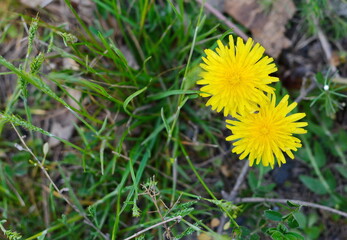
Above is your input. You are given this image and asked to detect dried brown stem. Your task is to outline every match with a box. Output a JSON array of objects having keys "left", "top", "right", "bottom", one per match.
[
  {"left": 295, "top": 77, "right": 316, "bottom": 103},
  {"left": 195, "top": 0, "right": 249, "bottom": 40},
  {"left": 123, "top": 216, "right": 182, "bottom": 240},
  {"left": 317, "top": 27, "right": 336, "bottom": 72},
  {"left": 235, "top": 197, "right": 347, "bottom": 218},
  {"left": 218, "top": 160, "right": 249, "bottom": 233}
]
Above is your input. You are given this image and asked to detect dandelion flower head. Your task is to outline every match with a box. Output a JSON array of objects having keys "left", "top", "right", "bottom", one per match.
[
  {"left": 197, "top": 36, "right": 279, "bottom": 116},
  {"left": 226, "top": 94, "right": 308, "bottom": 168}
]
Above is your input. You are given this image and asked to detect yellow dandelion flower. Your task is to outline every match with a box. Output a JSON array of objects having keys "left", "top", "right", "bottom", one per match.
[
  {"left": 197, "top": 36, "right": 279, "bottom": 116},
  {"left": 226, "top": 94, "right": 308, "bottom": 168}
]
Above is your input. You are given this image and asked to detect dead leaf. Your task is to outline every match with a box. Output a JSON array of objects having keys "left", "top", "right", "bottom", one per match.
[
  {"left": 197, "top": 233, "right": 213, "bottom": 240},
  {"left": 207, "top": 0, "right": 225, "bottom": 11},
  {"left": 220, "top": 164, "right": 232, "bottom": 178},
  {"left": 70, "top": 0, "right": 95, "bottom": 25},
  {"left": 210, "top": 218, "right": 220, "bottom": 228},
  {"left": 48, "top": 111, "right": 76, "bottom": 147},
  {"left": 48, "top": 88, "right": 81, "bottom": 147},
  {"left": 225, "top": 0, "right": 296, "bottom": 57},
  {"left": 119, "top": 45, "right": 139, "bottom": 70},
  {"left": 63, "top": 58, "right": 80, "bottom": 71},
  {"left": 223, "top": 221, "right": 231, "bottom": 230},
  {"left": 20, "top": 0, "right": 53, "bottom": 8}
]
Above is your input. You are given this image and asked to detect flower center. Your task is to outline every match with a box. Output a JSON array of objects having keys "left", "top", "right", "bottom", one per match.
[
  {"left": 226, "top": 72, "right": 243, "bottom": 86},
  {"left": 257, "top": 121, "right": 273, "bottom": 137},
  {"left": 259, "top": 127, "right": 270, "bottom": 136}
]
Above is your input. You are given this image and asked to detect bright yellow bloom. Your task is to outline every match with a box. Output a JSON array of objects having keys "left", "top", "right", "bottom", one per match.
[
  {"left": 226, "top": 95, "right": 308, "bottom": 168},
  {"left": 197, "top": 36, "right": 279, "bottom": 116}
]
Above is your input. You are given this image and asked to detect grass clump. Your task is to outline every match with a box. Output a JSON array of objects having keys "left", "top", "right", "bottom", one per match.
[{"left": 0, "top": 0, "right": 347, "bottom": 240}]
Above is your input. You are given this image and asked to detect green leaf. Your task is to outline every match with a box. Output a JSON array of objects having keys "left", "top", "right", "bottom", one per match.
[
  {"left": 323, "top": 169, "right": 336, "bottom": 190},
  {"left": 306, "top": 226, "right": 322, "bottom": 239},
  {"left": 296, "top": 148, "right": 309, "bottom": 163},
  {"left": 315, "top": 72, "right": 325, "bottom": 85},
  {"left": 264, "top": 210, "right": 283, "bottom": 221},
  {"left": 293, "top": 212, "right": 306, "bottom": 228},
  {"left": 250, "top": 234, "right": 260, "bottom": 240},
  {"left": 258, "top": 183, "right": 276, "bottom": 193},
  {"left": 183, "top": 65, "right": 202, "bottom": 90},
  {"left": 270, "top": 230, "right": 285, "bottom": 240},
  {"left": 240, "top": 226, "right": 251, "bottom": 237},
  {"left": 148, "top": 90, "right": 200, "bottom": 101},
  {"left": 337, "top": 131, "right": 347, "bottom": 152},
  {"left": 307, "top": 123, "right": 325, "bottom": 138},
  {"left": 285, "top": 232, "right": 305, "bottom": 240},
  {"left": 299, "top": 175, "right": 328, "bottom": 194},
  {"left": 247, "top": 170, "right": 257, "bottom": 191},
  {"left": 287, "top": 200, "right": 300, "bottom": 208},
  {"left": 123, "top": 86, "right": 147, "bottom": 115},
  {"left": 307, "top": 213, "right": 319, "bottom": 227},
  {"left": 277, "top": 223, "right": 288, "bottom": 233},
  {"left": 161, "top": 107, "right": 171, "bottom": 135},
  {"left": 287, "top": 216, "right": 299, "bottom": 228},
  {"left": 37, "top": 230, "right": 47, "bottom": 240},
  {"left": 313, "top": 142, "right": 326, "bottom": 167},
  {"left": 335, "top": 165, "right": 347, "bottom": 179}
]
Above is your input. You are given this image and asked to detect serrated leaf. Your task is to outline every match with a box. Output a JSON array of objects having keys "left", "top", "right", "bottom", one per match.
[
  {"left": 174, "top": 221, "right": 200, "bottom": 239},
  {"left": 170, "top": 207, "right": 194, "bottom": 218},
  {"left": 264, "top": 210, "right": 282, "bottom": 221},
  {"left": 299, "top": 175, "right": 328, "bottom": 195}
]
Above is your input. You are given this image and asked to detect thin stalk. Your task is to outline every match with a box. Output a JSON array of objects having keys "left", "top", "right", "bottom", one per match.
[
  {"left": 63, "top": 0, "right": 99, "bottom": 46},
  {"left": 24, "top": 215, "right": 83, "bottom": 240},
  {"left": 179, "top": 142, "right": 239, "bottom": 228},
  {"left": 302, "top": 136, "right": 338, "bottom": 202}
]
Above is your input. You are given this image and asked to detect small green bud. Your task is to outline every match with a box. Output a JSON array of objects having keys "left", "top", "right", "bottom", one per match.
[
  {"left": 28, "top": 14, "right": 39, "bottom": 55},
  {"left": 58, "top": 32, "right": 78, "bottom": 46},
  {"left": 30, "top": 52, "right": 45, "bottom": 74}
]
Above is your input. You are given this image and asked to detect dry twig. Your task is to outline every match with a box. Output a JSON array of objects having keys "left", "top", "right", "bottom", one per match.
[
  {"left": 123, "top": 216, "right": 182, "bottom": 240},
  {"left": 235, "top": 197, "right": 347, "bottom": 218},
  {"left": 195, "top": 0, "right": 248, "bottom": 41},
  {"left": 218, "top": 160, "right": 249, "bottom": 233}
]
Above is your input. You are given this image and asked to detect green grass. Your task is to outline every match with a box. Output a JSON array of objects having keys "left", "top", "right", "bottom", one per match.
[{"left": 0, "top": 0, "right": 347, "bottom": 239}]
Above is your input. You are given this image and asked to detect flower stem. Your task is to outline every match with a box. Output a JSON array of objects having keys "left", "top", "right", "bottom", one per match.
[{"left": 179, "top": 141, "right": 239, "bottom": 228}]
